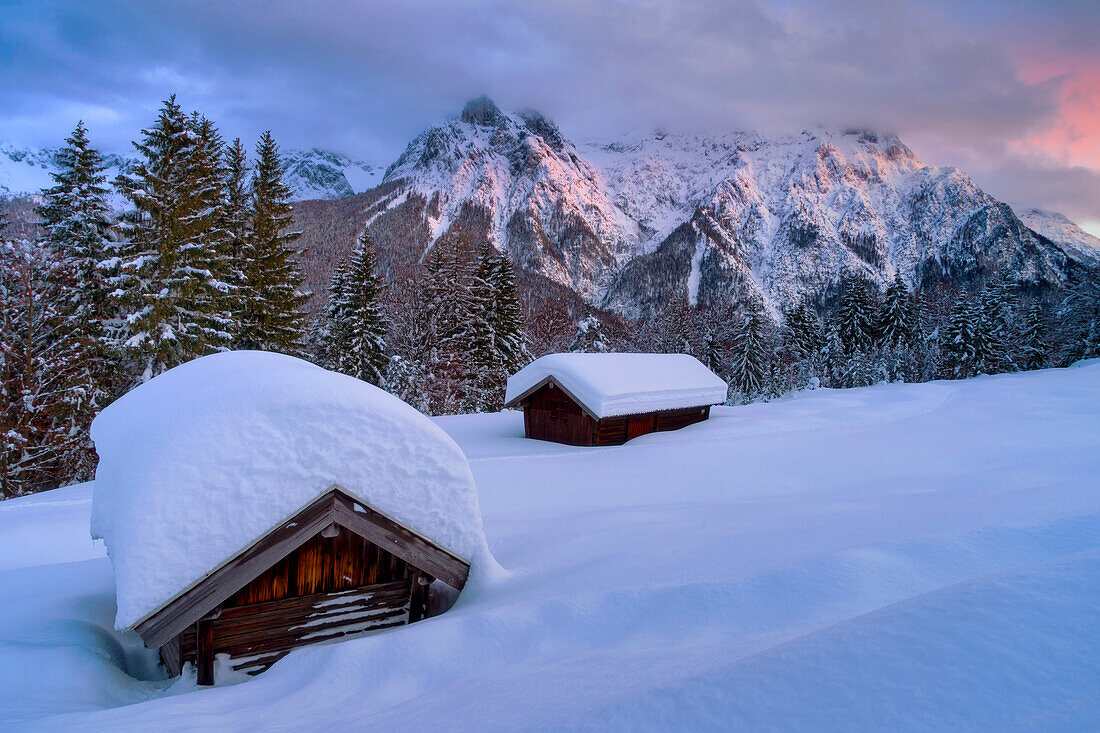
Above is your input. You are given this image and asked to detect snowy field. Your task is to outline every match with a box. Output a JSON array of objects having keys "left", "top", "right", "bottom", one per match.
[{"left": 2, "top": 363, "right": 1099, "bottom": 731}]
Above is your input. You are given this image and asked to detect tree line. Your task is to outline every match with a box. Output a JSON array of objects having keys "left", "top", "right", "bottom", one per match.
[
  {"left": 1, "top": 98, "right": 311, "bottom": 496},
  {"left": 3, "top": 96, "right": 1099, "bottom": 497}
]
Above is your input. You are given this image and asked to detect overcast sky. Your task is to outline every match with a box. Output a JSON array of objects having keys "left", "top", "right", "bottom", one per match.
[{"left": 2, "top": 0, "right": 1098, "bottom": 234}]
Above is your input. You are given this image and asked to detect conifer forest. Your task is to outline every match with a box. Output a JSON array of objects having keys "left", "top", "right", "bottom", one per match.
[{"left": 1, "top": 97, "right": 1098, "bottom": 498}]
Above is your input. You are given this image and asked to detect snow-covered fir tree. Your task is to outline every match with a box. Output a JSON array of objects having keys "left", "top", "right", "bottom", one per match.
[
  {"left": 837, "top": 278, "right": 877, "bottom": 353},
  {"left": 939, "top": 293, "right": 979, "bottom": 379},
  {"left": 221, "top": 137, "right": 251, "bottom": 336},
  {"left": 975, "top": 273, "right": 1013, "bottom": 373},
  {"left": 1057, "top": 274, "right": 1100, "bottom": 364},
  {"left": 729, "top": 303, "right": 771, "bottom": 398},
  {"left": 0, "top": 231, "right": 92, "bottom": 496},
  {"left": 1017, "top": 302, "right": 1049, "bottom": 371},
  {"left": 780, "top": 299, "right": 824, "bottom": 362},
  {"left": 112, "top": 97, "right": 233, "bottom": 382},
  {"left": 324, "top": 230, "right": 389, "bottom": 385},
  {"left": 236, "top": 131, "right": 309, "bottom": 354},
  {"left": 462, "top": 248, "right": 501, "bottom": 411},
  {"left": 485, "top": 249, "right": 529, "bottom": 375},
  {"left": 36, "top": 121, "right": 118, "bottom": 414},
  {"left": 877, "top": 274, "right": 917, "bottom": 348},
  {"left": 570, "top": 308, "right": 611, "bottom": 353}
]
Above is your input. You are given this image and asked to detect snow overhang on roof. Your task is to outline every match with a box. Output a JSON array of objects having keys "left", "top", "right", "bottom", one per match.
[
  {"left": 504, "top": 353, "right": 728, "bottom": 419},
  {"left": 90, "top": 351, "right": 497, "bottom": 631}
]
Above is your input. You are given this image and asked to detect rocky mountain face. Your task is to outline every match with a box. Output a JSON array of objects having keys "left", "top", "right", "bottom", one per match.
[
  {"left": 362, "top": 98, "right": 1099, "bottom": 319},
  {"left": 6, "top": 100, "right": 1098, "bottom": 320},
  {"left": 0, "top": 142, "right": 377, "bottom": 203},
  {"left": 379, "top": 96, "right": 637, "bottom": 298}
]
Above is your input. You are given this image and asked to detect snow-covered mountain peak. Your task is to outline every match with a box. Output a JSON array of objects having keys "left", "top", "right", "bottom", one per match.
[
  {"left": 381, "top": 100, "right": 636, "bottom": 295},
  {"left": 1018, "top": 208, "right": 1100, "bottom": 265},
  {"left": 280, "top": 148, "right": 382, "bottom": 200},
  {"left": 363, "top": 101, "right": 1098, "bottom": 316}
]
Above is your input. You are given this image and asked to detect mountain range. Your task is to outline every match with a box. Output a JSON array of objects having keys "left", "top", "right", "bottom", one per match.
[
  {"left": 0, "top": 142, "right": 381, "bottom": 204},
  {"left": 4, "top": 98, "right": 1099, "bottom": 319}
]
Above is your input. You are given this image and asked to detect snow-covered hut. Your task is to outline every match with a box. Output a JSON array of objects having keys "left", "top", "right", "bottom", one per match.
[
  {"left": 91, "top": 351, "right": 495, "bottom": 685},
  {"left": 503, "top": 353, "right": 728, "bottom": 446}
]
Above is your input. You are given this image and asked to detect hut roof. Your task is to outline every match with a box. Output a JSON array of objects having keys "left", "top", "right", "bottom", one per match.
[
  {"left": 91, "top": 351, "right": 495, "bottom": 631},
  {"left": 504, "top": 353, "right": 728, "bottom": 419}
]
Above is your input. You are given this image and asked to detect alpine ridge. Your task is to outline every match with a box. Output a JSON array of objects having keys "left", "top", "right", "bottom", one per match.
[{"left": 361, "top": 98, "right": 1099, "bottom": 318}]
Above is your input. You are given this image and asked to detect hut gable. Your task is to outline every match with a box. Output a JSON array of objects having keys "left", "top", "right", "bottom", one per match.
[
  {"left": 132, "top": 485, "right": 470, "bottom": 651},
  {"left": 504, "top": 354, "right": 728, "bottom": 446}
]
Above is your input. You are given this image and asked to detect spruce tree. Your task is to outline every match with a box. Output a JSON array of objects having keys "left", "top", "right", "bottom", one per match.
[
  {"left": 221, "top": 137, "right": 251, "bottom": 337},
  {"left": 781, "top": 299, "right": 824, "bottom": 362},
  {"left": 878, "top": 274, "right": 917, "bottom": 348},
  {"left": 975, "top": 273, "right": 1013, "bottom": 373},
  {"left": 237, "top": 131, "right": 309, "bottom": 354},
  {"left": 729, "top": 303, "right": 770, "bottom": 397},
  {"left": 939, "top": 294, "right": 978, "bottom": 379},
  {"left": 462, "top": 248, "right": 500, "bottom": 410},
  {"left": 486, "top": 250, "right": 529, "bottom": 374},
  {"left": 837, "top": 277, "right": 876, "bottom": 353},
  {"left": 318, "top": 261, "right": 349, "bottom": 369},
  {"left": 1057, "top": 274, "right": 1100, "bottom": 364},
  {"left": 36, "top": 121, "right": 117, "bottom": 414},
  {"left": 0, "top": 233, "right": 90, "bottom": 496},
  {"left": 570, "top": 307, "right": 610, "bottom": 353},
  {"left": 1017, "top": 302, "right": 1049, "bottom": 371},
  {"left": 113, "top": 97, "right": 233, "bottom": 381},
  {"left": 328, "top": 230, "right": 389, "bottom": 385}
]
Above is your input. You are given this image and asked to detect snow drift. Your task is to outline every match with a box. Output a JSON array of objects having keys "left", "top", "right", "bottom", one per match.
[{"left": 90, "top": 351, "right": 497, "bottom": 631}]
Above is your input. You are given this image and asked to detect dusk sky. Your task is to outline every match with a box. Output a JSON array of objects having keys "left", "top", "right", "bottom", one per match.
[{"left": 2, "top": 0, "right": 1098, "bottom": 234}]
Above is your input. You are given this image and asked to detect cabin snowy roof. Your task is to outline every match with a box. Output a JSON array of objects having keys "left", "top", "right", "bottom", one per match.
[
  {"left": 90, "top": 351, "right": 495, "bottom": 631},
  {"left": 504, "top": 353, "right": 728, "bottom": 419}
]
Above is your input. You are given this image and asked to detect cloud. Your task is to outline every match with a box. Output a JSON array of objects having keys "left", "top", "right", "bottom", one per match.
[{"left": 0, "top": 0, "right": 1096, "bottom": 224}]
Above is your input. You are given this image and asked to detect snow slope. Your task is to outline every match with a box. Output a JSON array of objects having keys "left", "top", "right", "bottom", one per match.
[{"left": 2, "top": 363, "right": 1100, "bottom": 730}]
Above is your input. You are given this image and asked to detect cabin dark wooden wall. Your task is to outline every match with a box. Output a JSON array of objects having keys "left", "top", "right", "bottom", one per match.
[
  {"left": 522, "top": 385, "right": 712, "bottom": 446},
  {"left": 226, "top": 531, "right": 409, "bottom": 606},
  {"left": 178, "top": 577, "right": 419, "bottom": 677},
  {"left": 163, "top": 527, "right": 432, "bottom": 682},
  {"left": 523, "top": 384, "right": 597, "bottom": 445}
]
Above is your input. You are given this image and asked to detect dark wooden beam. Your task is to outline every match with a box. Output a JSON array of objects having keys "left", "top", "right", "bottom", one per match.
[
  {"left": 196, "top": 618, "right": 214, "bottom": 686},
  {"left": 332, "top": 492, "right": 470, "bottom": 590}
]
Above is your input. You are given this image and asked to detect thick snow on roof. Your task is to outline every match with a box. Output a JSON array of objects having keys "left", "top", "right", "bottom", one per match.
[
  {"left": 90, "top": 351, "right": 496, "bottom": 630},
  {"left": 505, "top": 353, "right": 728, "bottom": 418}
]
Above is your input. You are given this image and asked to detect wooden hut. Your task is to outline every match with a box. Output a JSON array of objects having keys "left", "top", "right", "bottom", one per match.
[
  {"left": 503, "top": 353, "right": 728, "bottom": 446},
  {"left": 91, "top": 351, "right": 494, "bottom": 685},
  {"left": 138, "top": 485, "right": 469, "bottom": 684}
]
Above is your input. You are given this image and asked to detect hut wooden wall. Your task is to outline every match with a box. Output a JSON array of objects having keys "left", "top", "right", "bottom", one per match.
[
  {"left": 522, "top": 385, "right": 712, "bottom": 446},
  {"left": 523, "top": 385, "right": 597, "bottom": 445},
  {"left": 226, "top": 531, "right": 410, "bottom": 606},
  {"left": 165, "top": 528, "right": 434, "bottom": 681},
  {"left": 177, "top": 577, "right": 421, "bottom": 677}
]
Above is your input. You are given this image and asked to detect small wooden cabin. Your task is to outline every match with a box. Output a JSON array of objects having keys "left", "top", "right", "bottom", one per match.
[
  {"left": 504, "top": 353, "right": 728, "bottom": 446},
  {"left": 90, "top": 351, "right": 491, "bottom": 687},
  {"left": 140, "top": 485, "right": 469, "bottom": 685}
]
